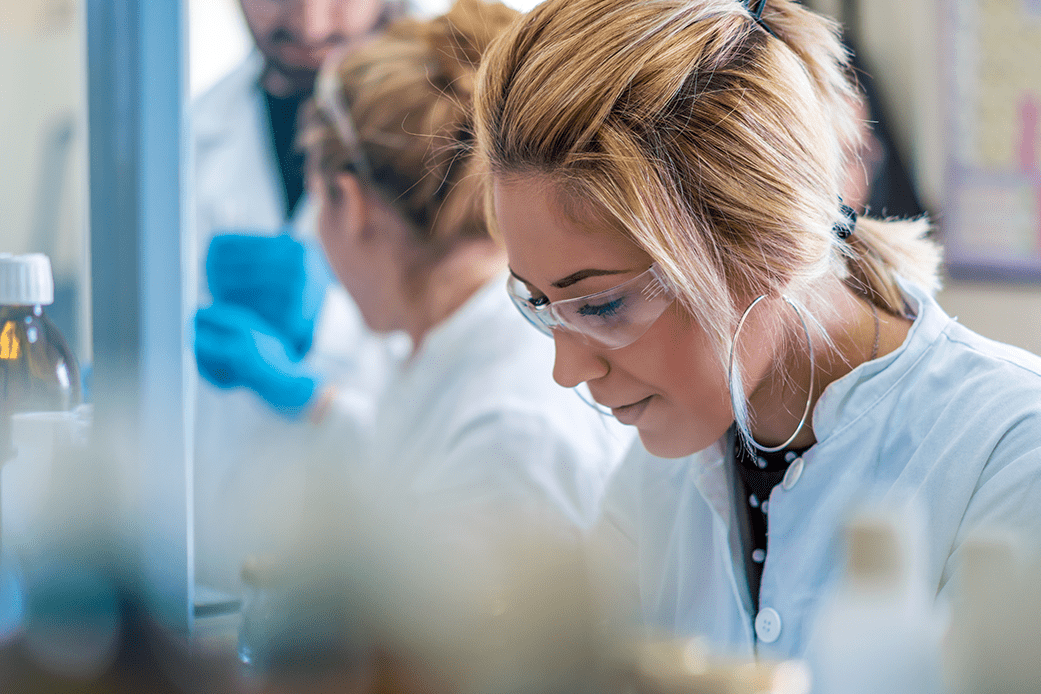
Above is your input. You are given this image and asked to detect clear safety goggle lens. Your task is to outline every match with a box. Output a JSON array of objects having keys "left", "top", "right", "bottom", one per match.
[{"left": 506, "top": 263, "right": 675, "bottom": 350}]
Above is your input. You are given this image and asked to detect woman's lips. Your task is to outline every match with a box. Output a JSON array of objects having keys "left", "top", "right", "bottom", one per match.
[{"left": 610, "top": 396, "right": 653, "bottom": 425}]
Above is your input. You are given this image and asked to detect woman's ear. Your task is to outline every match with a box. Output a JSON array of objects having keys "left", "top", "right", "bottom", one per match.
[{"left": 329, "top": 171, "right": 369, "bottom": 243}]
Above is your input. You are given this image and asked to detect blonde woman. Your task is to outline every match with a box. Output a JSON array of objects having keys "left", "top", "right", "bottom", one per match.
[{"left": 473, "top": 0, "right": 1041, "bottom": 659}]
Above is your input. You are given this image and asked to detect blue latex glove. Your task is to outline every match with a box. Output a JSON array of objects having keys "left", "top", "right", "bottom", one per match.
[
  {"left": 195, "top": 302, "right": 321, "bottom": 418},
  {"left": 205, "top": 231, "right": 333, "bottom": 359}
]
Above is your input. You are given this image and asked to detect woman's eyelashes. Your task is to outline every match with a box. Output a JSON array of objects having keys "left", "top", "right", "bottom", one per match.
[{"left": 578, "top": 296, "right": 625, "bottom": 318}]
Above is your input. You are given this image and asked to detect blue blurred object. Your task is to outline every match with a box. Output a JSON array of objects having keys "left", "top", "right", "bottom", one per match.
[
  {"left": 0, "top": 549, "right": 25, "bottom": 646},
  {"left": 195, "top": 303, "right": 320, "bottom": 418},
  {"left": 21, "top": 559, "right": 120, "bottom": 679},
  {"left": 205, "top": 231, "right": 333, "bottom": 359},
  {"left": 80, "top": 363, "right": 92, "bottom": 404}
]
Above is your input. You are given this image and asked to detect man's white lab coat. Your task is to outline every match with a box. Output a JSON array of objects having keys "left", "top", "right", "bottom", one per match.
[{"left": 191, "top": 51, "right": 399, "bottom": 592}]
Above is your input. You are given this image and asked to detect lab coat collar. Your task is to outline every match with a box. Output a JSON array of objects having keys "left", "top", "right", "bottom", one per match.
[
  {"left": 192, "top": 49, "right": 316, "bottom": 234},
  {"left": 811, "top": 280, "right": 947, "bottom": 443},
  {"left": 404, "top": 274, "right": 510, "bottom": 373},
  {"left": 688, "top": 429, "right": 756, "bottom": 621},
  {"left": 688, "top": 435, "right": 731, "bottom": 519},
  {"left": 192, "top": 50, "right": 265, "bottom": 144}
]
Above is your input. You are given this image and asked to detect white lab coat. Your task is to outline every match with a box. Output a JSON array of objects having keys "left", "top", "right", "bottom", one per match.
[
  {"left": 594, "top": 281, "right": 1041, "bottom": 660},
  {"left": 319, "top": 275, "right": 635, "bottom": 535},
  {"left": 191, "top": 52, "right": 401, "bottom": 592}
]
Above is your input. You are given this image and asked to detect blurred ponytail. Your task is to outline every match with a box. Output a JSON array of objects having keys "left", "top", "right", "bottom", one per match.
[{"left": 304, "top": 0, "right": 519, "bottom": 251}]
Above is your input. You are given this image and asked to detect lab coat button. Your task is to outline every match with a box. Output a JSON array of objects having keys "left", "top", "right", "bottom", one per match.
[
  {"left": 755, "top": 607, "right": 782, "bottom": 643},
  {"left": 781, "top": 457, "right": 804, "bottom": 490}
]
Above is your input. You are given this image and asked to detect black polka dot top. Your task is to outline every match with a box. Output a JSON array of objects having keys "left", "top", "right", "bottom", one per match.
[{"left": 732, "top": 438, "right": 810, "bottom": 610}]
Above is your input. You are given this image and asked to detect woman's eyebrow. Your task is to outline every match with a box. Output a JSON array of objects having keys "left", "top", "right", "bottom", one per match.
[
  {"left": 551, "top": 268, "right": 629, "bottom": 289},
  {"left": 508, "top": 267, "right": 630, "bottom": 290}
]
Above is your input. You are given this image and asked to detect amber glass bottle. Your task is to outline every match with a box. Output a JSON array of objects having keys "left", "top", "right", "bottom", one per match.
[{"left": 0, "top": 254, "right": 81, "bottom": 462}]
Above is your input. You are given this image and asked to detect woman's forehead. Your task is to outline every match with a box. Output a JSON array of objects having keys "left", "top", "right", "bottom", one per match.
[{"left": 493, "top": 176, "right": 647, "bottom": 282}]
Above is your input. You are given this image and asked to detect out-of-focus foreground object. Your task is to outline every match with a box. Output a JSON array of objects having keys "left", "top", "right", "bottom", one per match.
[
  {"left": 807, "top": 502, "right": 945, "bottom": 694},
  {"left": 0, "top": 427, "right": 232, "bottom": 692},
  {"left": 215, "top": 433, "right": 817, "bottom": 694},
  {"left": 0, "top": 426, "right": 813, "bottom": 694},
  {"left": 219, "top": 443, "right": 608, "bottom": 694},
  {"left": 944, "top": 530, "right": 1041, "bottom": 693},
  {"left": 631, "top": 638, "right": 811, "bottom": 694},
  {"left": 0, "top": 552, "right": 236, "bottom": 694}
]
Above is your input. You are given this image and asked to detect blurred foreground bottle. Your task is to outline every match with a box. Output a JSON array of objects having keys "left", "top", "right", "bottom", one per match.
[
  {"left": 633, "top": 637, "right": 811, "bottom": 694},
  {"left": 944, "top": 531, "right": 1041, "bottom": 694},
  {"left": 0, "top": 252, "right": 82, "bottom": 461},
  {"left": 807, "top": 503, "right": 945, "bottom": 694}
]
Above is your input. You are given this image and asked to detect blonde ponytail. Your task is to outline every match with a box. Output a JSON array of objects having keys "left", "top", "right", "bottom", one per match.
[{"left": 841, "top": 216, "right": 942, "bottom": 314}]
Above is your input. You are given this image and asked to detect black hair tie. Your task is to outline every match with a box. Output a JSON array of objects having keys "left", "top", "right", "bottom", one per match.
[
  {"left": 745, "top": 0, "right": 778, "bottom": 38},
  {"left": 834, "top": 202, "right": 857, "bottom": 240}
]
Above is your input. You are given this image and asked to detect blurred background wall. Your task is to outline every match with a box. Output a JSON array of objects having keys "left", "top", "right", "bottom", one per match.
[{"left": 808, "top": 0, "right": 1041, "bottom": 356}]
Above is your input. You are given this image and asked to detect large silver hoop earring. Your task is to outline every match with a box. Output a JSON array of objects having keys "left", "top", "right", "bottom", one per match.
[{"left": 728, "top": 294, "right": 816, "bottom": 453}]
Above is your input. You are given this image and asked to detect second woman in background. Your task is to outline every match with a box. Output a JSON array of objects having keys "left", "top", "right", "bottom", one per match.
[{"left": 195, "top": 0, "right": 630, "bottom": 558}]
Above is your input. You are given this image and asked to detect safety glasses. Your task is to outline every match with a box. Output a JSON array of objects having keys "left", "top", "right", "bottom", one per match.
[
  {"left": 314, "top": 58, "right": 375, "bottom": 182},
  {"left": 506, "top": 263, "right": 676, "bottom": 350}
]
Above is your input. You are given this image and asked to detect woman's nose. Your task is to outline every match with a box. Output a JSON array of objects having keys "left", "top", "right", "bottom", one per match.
[{"left": 552, "top": 330, "right": 609, "bottom": 389}]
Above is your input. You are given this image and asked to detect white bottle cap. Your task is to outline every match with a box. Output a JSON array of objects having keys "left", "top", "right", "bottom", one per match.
[{"left": 0, "top": 253, "right": 55, "bottom": 306}]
